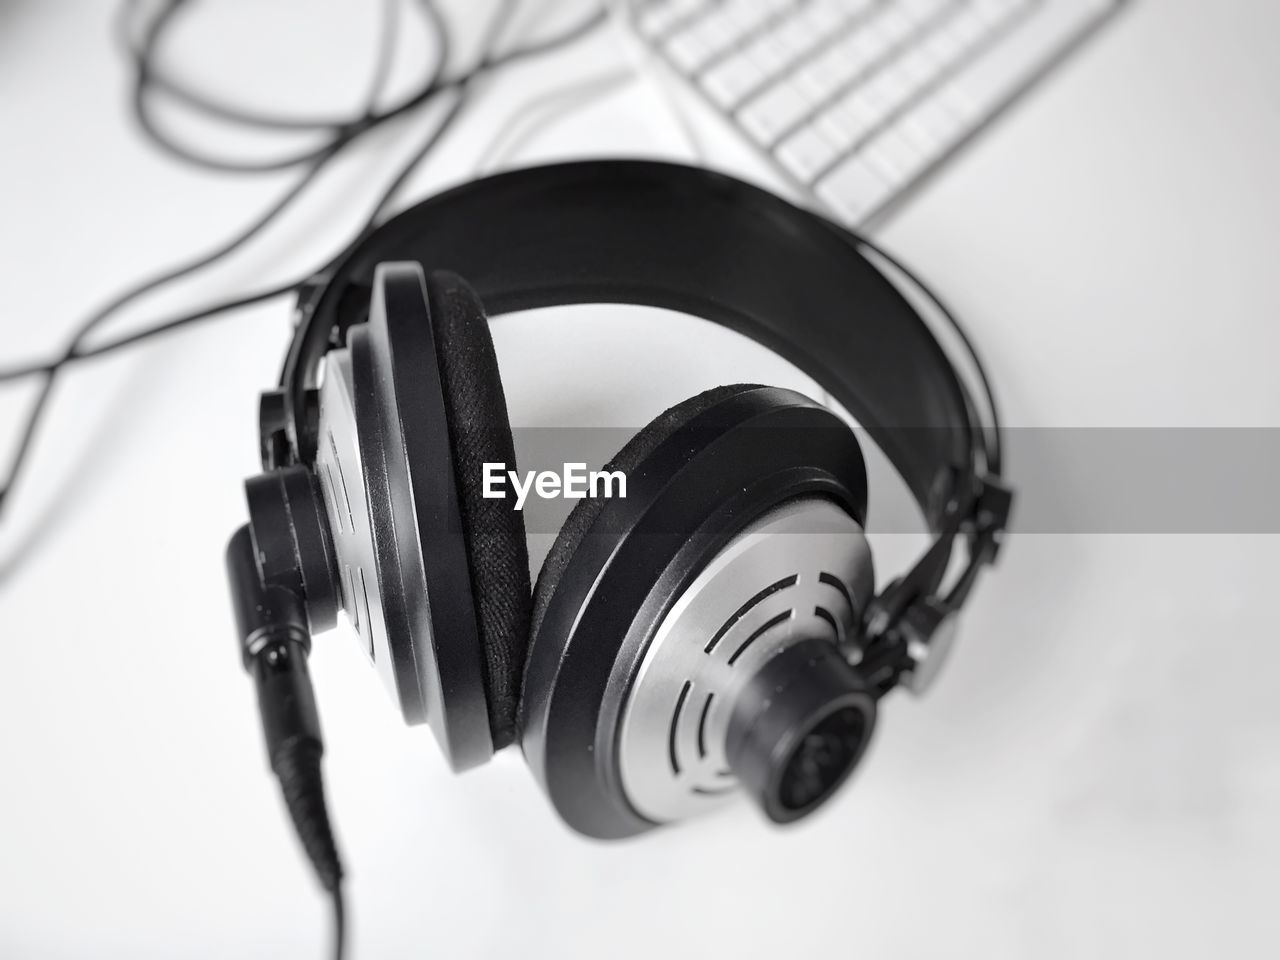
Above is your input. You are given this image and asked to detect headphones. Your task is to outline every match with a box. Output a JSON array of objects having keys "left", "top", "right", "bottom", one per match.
[{"left": 226, "top": 160, "right": 1012, "bottom": 893}]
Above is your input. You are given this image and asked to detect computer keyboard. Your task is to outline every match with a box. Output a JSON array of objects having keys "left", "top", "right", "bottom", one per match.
[{"left": 629, "top": 0, "right": 1124, "bottom": 225}]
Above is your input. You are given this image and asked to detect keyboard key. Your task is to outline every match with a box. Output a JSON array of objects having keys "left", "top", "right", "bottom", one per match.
[
  {"left": 739, "top": 82, "right": 812, "bottom": 144},
  {"left": 694, "top": 5, "right": 760, "bottom": 56},
  {"left": 665, "top": 3, "right": 763, "bottom": 71},
  {"left": 741, "top": 31, "right": 793, "bottom": 78},
  {"left": 898, "top": 48, "right": 943, "bottom": 87},
  {"left": 898, "top": 0, "right": 951, "bottom": 25},
  {"left": 831, "top": 88, "right": 890, "bottom": 139},
  {"left": 809, "top": 42, "right": 859, "bottom": 85},
  {"left": 845, "top": 18, "right": 895, "bottom": 64},
  {"left": 798, "top": 0, "right": 865, "bottom": 35},
  {"left": 826, "top": 33, "right": 875, "bottom": 81},
  {"left": 793, "top": 58, "right": 846, "bottom": 102},
  {"left": 900, "top": 0, "right": 952, "bottom": 16},
  {"left": 712, "top": 2, "right": 781, "bottom": 43},
  {"left": 878, "top": 8, "right": 918, "bottom": 45},
  {"left": 946, "top": 9, "right": 994, "bottom": 53},
  {"left": 700, "top": 54, "right": 766, "bottom": 107},
  {"left": 973, "top": 0, "right": 1031, "bottom": 28},
  {"left": 862, "top": 127, "right": 928, "bottom": 182},
  {"left": 773, "top": 12, "right": 824, "bottom": 59},
  {"left": 895, "top": 96, "right": 965, "bottom": 154},
  {"left": 776, "top": 126, "right": 841, "bottom": 183},
  {"left": 816, "top": 157, "right": 894, "bottom": 223},
  {"left": 638, "top": 0, "right": 705, "bottom": 39},
  {"left": 919, "top": 23, "right": 968, "bottom": 70},
  {"left": 666, "top": 25, "right": 719, "bottom": 72},
  {"left": 816, "top": 107, "right": 860, "bottom": 151},
  {"left": 862, "top": 62, "right": 918, "bottom": 114}
]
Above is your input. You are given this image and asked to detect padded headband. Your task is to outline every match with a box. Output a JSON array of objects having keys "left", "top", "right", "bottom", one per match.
[{"left": 280, "top": 160, "right": 982, "bottom": 528}]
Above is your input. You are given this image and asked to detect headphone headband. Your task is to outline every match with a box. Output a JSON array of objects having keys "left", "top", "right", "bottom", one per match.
[{"left": 280, "top": 160, "right": 984, "bottom": 527}]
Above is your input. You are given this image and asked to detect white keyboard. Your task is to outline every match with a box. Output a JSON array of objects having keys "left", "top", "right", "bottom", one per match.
[{"left": 630, "top": 0, "right": 1124, "bottom": 225}]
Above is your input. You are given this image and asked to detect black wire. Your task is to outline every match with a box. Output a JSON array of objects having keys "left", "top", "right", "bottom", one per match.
[
  {"left": 117, "top": 0, "right": 446, "bottom": 132},
  {"left": 122, "top": 0, "right": 449, "bottom": 172},
  {"left": 1, "top": 3, "right": 607, "bottom": 382},
  {"left": 0, "top": 2, "right": 608, "bottom": 518},
  {"left": 357, "top": 0, "right": 404, "bottom": 119},
  {"left": 24, "top": 280, "right": 306, "bottom": 372},
  {"left": 7, "top": 8, "right": 610, "bottom": 377},
  {"left": 52, "top": 9, "right": 501, "bottom": 367},
  {"left": 122, "top": 0, "right": 605, "bottom": 174},
  {"left": 332, "top": 885, "right": 347, "bottom": 960},
  {"left": 0, "top": 0, "right": 407, "bottom": 516}
]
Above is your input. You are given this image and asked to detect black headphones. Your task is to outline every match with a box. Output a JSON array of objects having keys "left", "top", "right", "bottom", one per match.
[{"left": 226, "top": 159, "right": 1011, "bottom": 900}]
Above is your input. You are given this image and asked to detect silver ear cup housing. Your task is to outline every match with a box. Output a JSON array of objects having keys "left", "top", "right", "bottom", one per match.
[
  {"left": 312, "top": 264, "right": 495, "bottom": 771},
  {"left": 315, "top": 348, "right": 398, "bottom": 701},
  {"left": 616, "top": 497, "right": 874, "bottom": 825}
]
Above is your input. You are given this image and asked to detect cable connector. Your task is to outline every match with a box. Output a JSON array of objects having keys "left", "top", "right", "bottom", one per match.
[{"left": 226, "top": 525, "right": 345, "bottom": 947}]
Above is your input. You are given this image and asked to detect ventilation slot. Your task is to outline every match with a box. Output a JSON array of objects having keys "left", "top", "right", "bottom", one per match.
[
  {"left": 728, "top": 609, "right": 793, "bottom": 666},
  {"left": 692, "top": 785, "right": 735, "bottom": 797},
  {"left": 696, "top": 693, "right": 714, "bottom": 758},
  {"left": 329, "top": 429, "right": 354, "bottom": 532},
  {"left": 704, "top": 575, "right": 797, "bottom": 653},
  {"left": 818, "top": 571, "right": 854, "bottom": 613},
  {"left": 668, "top": 680, "right": 692, "bottom": 775},
  {"left": 814, "top": 605, "right": 840, "bottom": 642}
]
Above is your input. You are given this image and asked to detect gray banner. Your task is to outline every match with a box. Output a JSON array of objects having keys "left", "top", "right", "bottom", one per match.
[{"left": 497, "top": 427, "right": 1280, "bottom": 534}]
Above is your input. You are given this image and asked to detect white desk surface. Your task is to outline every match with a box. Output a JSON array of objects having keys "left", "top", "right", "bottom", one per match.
[{"left": 1, "top": 2, "right": 1277, "bottom": 957}]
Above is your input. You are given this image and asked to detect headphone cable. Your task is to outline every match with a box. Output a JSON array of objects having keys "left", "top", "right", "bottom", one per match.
[
  {"left": 0, "top": 3, "right": 608, "bottom": 526},
  {"left": 332, "top": 885, "right": 346, "bottom": 960},
  {"left": 0, "top": 4, "right": 607, "bottom": 384}
]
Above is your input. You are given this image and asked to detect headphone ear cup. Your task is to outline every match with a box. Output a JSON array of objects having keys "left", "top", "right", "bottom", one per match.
[
  {"left": 428, "top": 270, "right": 531, "bottom": 749},
  {"left": 518, "top": 384, "right": 871, "bottom": 838}
]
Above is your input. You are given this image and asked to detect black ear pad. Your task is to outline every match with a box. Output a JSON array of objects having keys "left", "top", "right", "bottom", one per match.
[
  {"left": 427, "top": 270, "right": 531, "bottom": 749},
  {"left": 528, "top": 383, "right": 764, "bottom": 660}
]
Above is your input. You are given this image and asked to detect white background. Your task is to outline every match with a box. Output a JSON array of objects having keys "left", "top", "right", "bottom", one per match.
[{"left": 1, "top": 1, "right": 1277, "bottom": 957}]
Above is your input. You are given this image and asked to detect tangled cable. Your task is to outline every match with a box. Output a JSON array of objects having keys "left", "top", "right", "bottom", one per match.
[{"left": 0, "top": 0, "right": 608, "bottom": 524}]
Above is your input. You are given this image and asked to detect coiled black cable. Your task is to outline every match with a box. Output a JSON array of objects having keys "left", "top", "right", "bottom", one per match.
[{"left": 0, "top": 1, "right": 608, "bottom": 526}]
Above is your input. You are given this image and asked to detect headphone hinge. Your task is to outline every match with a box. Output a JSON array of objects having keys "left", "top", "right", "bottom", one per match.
[
  {"left": 244, "top": 466, "right": 340, "bottom": 634},
  {"left": 860, "top": 472, "right": 1013, "bottom": 696},
  {"left": 972, "top": 474, "right": 1014, "bottom": 565},
  {"left": 292, "top": 273, "right": 331, "bottom": 329},
  {"left": 259, "top": 388, "right": 320, "bottom": 470},
  {"left": 259, "top": 390, "right": 290, "bottom": 469}
]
